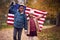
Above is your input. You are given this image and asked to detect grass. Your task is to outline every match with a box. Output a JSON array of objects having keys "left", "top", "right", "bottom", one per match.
[
  {"left": 38, "top": 26, "right": 60, "bottom": 40},
  {"left": 0, "top": 23, "right": 13, "bottom": 30},
  {"left": 0, "top": 25, "right": 13, "bottom": 30}
]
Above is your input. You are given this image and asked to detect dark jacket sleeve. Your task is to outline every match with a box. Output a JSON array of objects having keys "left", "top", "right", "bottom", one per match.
[
  {"left": 24, "top": 14, "right": 28, "bottom": 30},
  {"left": 9, "top": 3, "right": 20, "bottom": 14}
]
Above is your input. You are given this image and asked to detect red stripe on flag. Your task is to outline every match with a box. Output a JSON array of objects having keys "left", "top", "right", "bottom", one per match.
[
  {"left": 39, "top": 26, "right": 43, "bottom": 28},
  {"left": 38, "top": 19, "right": 45, "bottom": 22},
  {"left": 8, "top": 16, "right": 14, "bottom": 18},
  {"left": 38, "top": 22, "right": 44, "bottom": 24},
  {"left": 26, "top": 9, "right": 30, "bottom": 11},
  {"left": 7, "top": 19, "right": 14, "bottom": 22},
  {"left": 7, "top": 23, "right": 14, "bottom": 25},
  {"left": 25, "top": 12, "right": 29, "bottom": 14},
  {"left": 42, "top": 15, "right": 47, "bottom": 18},
  {"left": 34, "top": 11, "right": 46, "bottom": 15}
]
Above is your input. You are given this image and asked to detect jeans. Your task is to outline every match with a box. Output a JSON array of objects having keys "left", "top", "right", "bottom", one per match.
[{"left": 13, "top": 27, "right": 23, "bottom": 40}]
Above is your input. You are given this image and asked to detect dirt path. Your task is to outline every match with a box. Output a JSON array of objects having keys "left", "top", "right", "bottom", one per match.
[
  {"left": 0, "top": 25, "right": 55, "bottom": 40},
  {"left": 0, "top": 28, "right": 39, "bottom": 40}
]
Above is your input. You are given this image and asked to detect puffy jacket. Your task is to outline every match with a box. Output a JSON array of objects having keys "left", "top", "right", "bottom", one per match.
[{"left": 9, "top": 4, "right": 27, "bottom": 30}]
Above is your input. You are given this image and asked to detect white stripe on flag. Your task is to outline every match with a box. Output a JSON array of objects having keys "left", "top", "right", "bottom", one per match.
[
  {"left": 26, "top": 14, "right": 29, "bottom": 16},
  {"left": 39, "top": 25, "right": 43, "bottom": 27},
  {"left": 8, "top": 14, "right": 14, "bottom": 16},
  {"left": 39, "top": 28, "right": 42, "bottom": 30},
  {"left": 38, "top": 21, "right": 44, "bottom": 24},
  {"left": 26, "top": 7, "right": 31, "bottom": 9},
  {"left": 33, "top": 13, "right": 43, "bottom": 16},
  {"left": 34, "top": 12, "right": 43, "bottom": 16},
  {"left": 40, "top": 18, "right": 45, "bottom": 21},
  {"left": 27, "top": 17, "right": 29, "bottom": 20},
  {"left": 44, "top": 15, "right": 46, "bottom": 18},
  {"left": 8, "top": 17, "right": 14, "bottom": 20},
  {"left": 25, "top": 10, "right": 30, "bottom": 13},
  {"left": 7, "top": 21, "right": 14, "bottom": 24}
]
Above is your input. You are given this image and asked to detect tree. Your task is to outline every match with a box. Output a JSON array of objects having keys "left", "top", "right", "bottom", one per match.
[
  {"left": 42, "top": 0, "right": 60, "bottom": 26},
  {"left": 0, "top": 0, "right": 60, "bottom": 26},
  {"left": 26, "top": 0, "right": 60, "bottom": 25}
]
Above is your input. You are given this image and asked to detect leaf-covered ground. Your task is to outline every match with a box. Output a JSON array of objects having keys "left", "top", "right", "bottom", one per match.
[
  {"left": 0, "top": 26, "right": 60, "bottom": 40},
  {"left": 38, "top": 26, "right": 60, "bottom": 40}
]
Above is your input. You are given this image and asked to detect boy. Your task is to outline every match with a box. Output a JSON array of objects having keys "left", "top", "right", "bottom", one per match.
[{"left": 9, "top": 3, "right": 27, "bottom": 40}]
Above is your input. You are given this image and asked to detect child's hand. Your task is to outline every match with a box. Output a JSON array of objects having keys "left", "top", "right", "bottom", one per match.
[
  {"left": 37, "top": 28, "right": 41, "bottom": 32},
  {"left": 12, "top": 0, "right": 16, "bottom": 5},
  {"left": 38, "top": 29, "right": 42, "bottom": 32},
  {"left": 24, "top": 30, "right": 28, "bottom": 34}
]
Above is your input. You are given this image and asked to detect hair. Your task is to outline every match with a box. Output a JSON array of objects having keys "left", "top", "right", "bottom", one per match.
[
  {"left": 19, "top": 5, "right": 24, "bottom": 8},
  {"left": 28, "top": 13, "right": 34, "bottom": 18},
  {"left": 18, "top": 5, "right": 24, "bottom": 12}
]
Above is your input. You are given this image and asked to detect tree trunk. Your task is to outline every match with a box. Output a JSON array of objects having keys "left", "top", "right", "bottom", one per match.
[
  {"left": 56, "top": 11, "right": 60, "bottom": 26},
  {"left": 0, "top": 15, "right": 2, "bottom": 27}
]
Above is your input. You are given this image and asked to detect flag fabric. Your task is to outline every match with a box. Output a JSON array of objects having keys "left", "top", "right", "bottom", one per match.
[
  {"left": 7, "top": 4, "right": 47, "bottom": 31},
  {"left": 25, "top": 7, "right": 47, "bottom": 31},
  {"left": 7, "top": 3, "right": 20, "bottom": 25}
]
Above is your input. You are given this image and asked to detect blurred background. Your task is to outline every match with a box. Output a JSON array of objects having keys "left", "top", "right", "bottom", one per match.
[
  {"left": 0, "top": 0, "right": 60, "bottom": 27},
  {"left": 0, "top": 0, "right": 60, "bottom": 40}
]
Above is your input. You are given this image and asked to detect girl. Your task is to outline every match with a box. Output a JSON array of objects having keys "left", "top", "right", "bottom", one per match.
[{"left": 27, "top": 13, "right": 39, "bottom": 40}]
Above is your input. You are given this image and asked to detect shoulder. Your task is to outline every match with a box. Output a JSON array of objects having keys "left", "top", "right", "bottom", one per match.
[
  {"left": 33, "top": 17, "right": 38, "bottom": 22},
  {"left": 23, "top": 14, "right": 27, "bottom": 17},
  {"left": 15, "top": 11, "right": 19, "bottom": 14}
]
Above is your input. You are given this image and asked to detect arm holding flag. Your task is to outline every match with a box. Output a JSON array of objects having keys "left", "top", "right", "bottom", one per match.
[
  {"left": 9, "top": 3, "right": 20, "bottom": 14},
  {"left": 7, "top": 0, "right": 20, "bottom": 25}
]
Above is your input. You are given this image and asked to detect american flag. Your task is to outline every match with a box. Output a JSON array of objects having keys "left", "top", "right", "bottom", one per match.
[
  {"left": 7, "top": 4, "right": 47, "bottom": 31},
  {"left": 25, "top": 7, "right": 47, "bottom": 31},
  {"left": 7, "top": 3, "right": 20, "bottom": 25}
]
